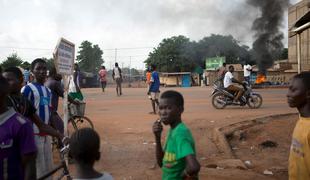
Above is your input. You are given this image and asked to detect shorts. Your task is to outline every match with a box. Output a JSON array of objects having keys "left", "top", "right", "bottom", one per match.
[
  {"left": 35, "top": 136, "right": 53, "bottom": 180},
  {"left": 150, "top": 92, "right": 159, "bottom": 100}
]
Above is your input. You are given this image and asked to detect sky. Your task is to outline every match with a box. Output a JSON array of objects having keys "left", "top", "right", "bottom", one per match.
[{"left": 0, "top": 0, "right": 302, "bottom": 70}]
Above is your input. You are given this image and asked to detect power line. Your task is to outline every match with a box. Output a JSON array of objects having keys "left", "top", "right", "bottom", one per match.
[{"left": 0, "top": 46, "right": 155, "bottom": 51}]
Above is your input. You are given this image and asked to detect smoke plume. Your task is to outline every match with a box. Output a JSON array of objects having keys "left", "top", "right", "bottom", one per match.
[{"left": 247, "top": 0, "right": 289, "bottom": 74}]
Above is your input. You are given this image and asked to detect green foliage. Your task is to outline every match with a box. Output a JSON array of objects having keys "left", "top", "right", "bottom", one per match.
[
  {"left": 1, "top": 53, "right": 23, "bottom": 69},
  {"left": 145, "top": 35, "right": 196, "bottom": 72},
  {"left": 20, "top": 61, "right": 31, "bottom": 69},
  {"left": 280, "top": 48, "right": 288, "bottom": 60},
  {"left": 76, "top": 41, "right": 104, "bottom": 73},
  {"left": 145, "top": 34, "right": 252, "bottom": 72}
]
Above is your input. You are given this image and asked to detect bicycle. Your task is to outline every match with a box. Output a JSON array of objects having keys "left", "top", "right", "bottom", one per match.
[
  {"left": 67, "top": 101, "right": 94, "bottom": 135},
  {"left": 38, "top": 141, "right": 71, "bottom": 180}
]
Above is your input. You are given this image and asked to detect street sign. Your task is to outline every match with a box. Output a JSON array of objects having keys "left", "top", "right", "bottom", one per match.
[{"left": 54, "top": 38, "right": 75, "bottom": 75}]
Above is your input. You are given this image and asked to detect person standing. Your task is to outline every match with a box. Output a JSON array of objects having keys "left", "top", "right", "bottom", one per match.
[
  {"left": 146, "top": 67, "right": 152, "bottom": 100},
  {"left": 23, "top": 67, "right": 30, "bottom": 84},
  {"left": 0, "top": 76, "right": 37, "bottom": 180},
  {"left": 69, "top": 63, "right": 83, "bottom": 101},
  {"left": 149, "top": 64, "right": 160, "bottom": 114},
  {"left": 287, "top": 72, "right": 310, "bottom": 180},
  {"left": 243, "top": 63, "right": 252, "bottom": 85},
  {"left": 98, "top": 66, "right": 107, "bottom": 92},
  {"left": 217, "top": 63, "right": 227, "bottom": 87},
  {"left": 21, "top": 58, "right": 53, "bottom": 179},
  {"left": 112, "top": 62, "right": 122, "bottom": 96},
  {"left": 152, "top": 90, "right": 200, "bottom": 179}
]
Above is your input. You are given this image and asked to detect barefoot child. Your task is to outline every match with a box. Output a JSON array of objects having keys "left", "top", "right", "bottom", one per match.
[{"left": 287, "top": 72, "right": 310, "bottom": 180}]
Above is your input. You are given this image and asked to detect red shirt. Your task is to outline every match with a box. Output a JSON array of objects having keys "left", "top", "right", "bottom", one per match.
[{"left": 99, "top": 69, "right": 107, "bottom": 82}]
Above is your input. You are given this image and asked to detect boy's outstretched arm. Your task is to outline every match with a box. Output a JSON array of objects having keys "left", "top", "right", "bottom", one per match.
[
  {"left": 182, "top": 154, "right": 200, "bottom": 179},
  {"left": 153, "top": 121, "right": 164, "bottom": 167},
  {"left": 30, "top": 113, "right": 64, "bottom": 140}
]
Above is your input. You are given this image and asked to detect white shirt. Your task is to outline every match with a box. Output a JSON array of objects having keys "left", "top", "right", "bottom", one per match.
[
  {"left": 74, "top": 173, "right": 113, "bottom": 180},
  {"left": 223, "top": 71, "right": 233, "bottom": 88},
  {"left": 244, "top": 64, "right": 252, "bottom": 77},
  {"left": 113, "top": 67, "right": 121, "bottom": 79}
]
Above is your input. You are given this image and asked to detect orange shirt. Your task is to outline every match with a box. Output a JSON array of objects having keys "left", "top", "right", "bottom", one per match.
[{"left": 146, "top": 72, "right": 151, "bottom": 84}]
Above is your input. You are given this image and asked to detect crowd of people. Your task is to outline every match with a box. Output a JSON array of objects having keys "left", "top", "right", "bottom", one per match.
[{"left": 0, "top": 57, "right": 310, "bottom": 180}]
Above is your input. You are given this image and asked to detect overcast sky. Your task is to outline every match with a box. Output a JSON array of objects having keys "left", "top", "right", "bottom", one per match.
[{"left": 0, "top": 0, "right": 302, "bottom": 70}]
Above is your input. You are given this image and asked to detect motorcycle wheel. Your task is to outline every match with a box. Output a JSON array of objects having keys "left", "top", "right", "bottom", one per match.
[
  {"left": 247, "top": 94, "right": 263, "bottom": 109},
  {"left": 212, "top": 93, "right": 227, "bottom": 109}
]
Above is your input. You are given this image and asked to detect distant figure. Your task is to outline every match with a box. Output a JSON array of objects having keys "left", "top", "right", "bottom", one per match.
[
  {"left": 98, "top": 66, "right": 107, "bottom": 92},
  {"left": 23, "top": 67, "right": 30, "bottom": 84},
  {"left": 287, "top": 72, "right": 310, "bottom": 180},
  {"left": 146, "top": 67, "right": 152, "bottom": 100},
  {"left": 70, "top": 128, "right": 113, "bottom": 180},
  {"left": 112, "top": 62, "right": 122, "bottom": 96},
  {"left": 69, "top": 63, "right": 83, "bottom": 101},
  {"left": 148, "top": 64, "right": 160, "bottom": 114},
  {"left": 243, "top": 63, "right": 252, "bottom": 85},
  {"left": 152, "top": 90, "right": 200, "bottom": 179},
  {"left": 217, "top": 63, "right": 227, "bottom": 87}
]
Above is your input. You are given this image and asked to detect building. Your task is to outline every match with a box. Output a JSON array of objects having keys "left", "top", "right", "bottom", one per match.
[{"left": 288, "top": 0, "right": 310, "bottom": 71}]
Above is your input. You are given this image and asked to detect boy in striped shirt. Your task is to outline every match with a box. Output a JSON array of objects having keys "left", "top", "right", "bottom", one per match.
[{"left": 21, "top": 58, "right": 53, "bottom": 179}]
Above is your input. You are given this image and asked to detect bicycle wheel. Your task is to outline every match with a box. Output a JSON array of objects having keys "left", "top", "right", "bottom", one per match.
[{"left": 67, "top": 116, "right": 94, "bottom": 135}]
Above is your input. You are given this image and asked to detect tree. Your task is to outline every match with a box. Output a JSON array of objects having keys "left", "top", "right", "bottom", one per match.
[
  {"left": 144, "top": 35, "right": 196, "bottom": 72},
  {"left": 195, "top": 34, "right": 251, "bottom": 65},
  {"left": 76, "top": 41, "right": 104, "bottom": 73},
  {"left": 20, "top": 61, "right": 31, "bottom": 69},
  {"left": 1, "top": 53, "right": 23, "bottom": 69}
]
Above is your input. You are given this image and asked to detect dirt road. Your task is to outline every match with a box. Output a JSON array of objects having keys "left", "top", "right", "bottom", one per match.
[{"left": 65, "top": 86, "right": 295, "bottom": 179}]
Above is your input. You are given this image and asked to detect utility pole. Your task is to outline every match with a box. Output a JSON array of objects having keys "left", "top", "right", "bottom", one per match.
[
  {"left": 114, "top": 48, "right": 117, "bottom": 63},
  {"left": 129, "top": 56, "right": 132, "bottom": 87}
]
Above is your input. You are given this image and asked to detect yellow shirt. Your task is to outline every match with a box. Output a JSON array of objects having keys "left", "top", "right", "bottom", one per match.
[{"left": 289, "top": 116, "right": 310, "bottom": 180}]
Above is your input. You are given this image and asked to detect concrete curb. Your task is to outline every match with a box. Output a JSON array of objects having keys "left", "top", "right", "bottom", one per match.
[{"left": 212, "top": 112, "right": 298, "bottom": 159}]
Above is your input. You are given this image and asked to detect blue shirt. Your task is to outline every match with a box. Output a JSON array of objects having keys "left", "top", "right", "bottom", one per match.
[
  {"left": 21, "top": 82, "right": 52, "bottom": 133},
  {"left": 149, "top": 71, "right": 160, "bottom": 92},
  {"left": 23, "top": 70, "right": 30, "bottom": 82}
]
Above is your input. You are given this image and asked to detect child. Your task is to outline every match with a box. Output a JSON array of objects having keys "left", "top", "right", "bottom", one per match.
[
  {"left": 69, "top": 128, "right": 113, "bottom": 180},
  {"left": 3, "top": 66, "right": 63, "bottom": 139},
  {"left": 98, "top": 66, "right": 107, "bottom": 92},
  {"left": 21, "top": 58, "right": 54, "bottom": 179},
  {"left": 153, "top": 90, "right": 200, "bottom": 180},
  {"left": 0, "top": 76, "right": 37, "bottom": 180},
  {"left": 287, "top": 72, "right": 310, "bottom": 180},
  {"left": 149, "top": 64, "right": 160, "bottom": 114}
]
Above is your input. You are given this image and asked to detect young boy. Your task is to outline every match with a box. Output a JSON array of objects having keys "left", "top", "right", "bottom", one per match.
[
  {"left": 0, "top": 76, "right": 37, "bottom": 180},
  {"left": 149, "top": 64, "right": 160, "bottom": 114},
  {"left": 287, "top": 72, "right": 310, "bottom": 180},
  {"left": 98, "top": 65, "right": 107, "bottom": 92},
  {"left": 153, "top": 90, "right": 200, "bottom": 180},
  {"left": 21, "top": 58, "right": 54, "bottom": 179},
  {"left": 3, "top": 66, "right": 63, "bottom": 138},
  {"left": 69, "top": 128, "right": 113, "bottom": 180}
]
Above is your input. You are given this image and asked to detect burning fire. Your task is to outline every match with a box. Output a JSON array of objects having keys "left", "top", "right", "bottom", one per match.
[{"left": 256, "top": 74, "right": 266, "bottom": 84}]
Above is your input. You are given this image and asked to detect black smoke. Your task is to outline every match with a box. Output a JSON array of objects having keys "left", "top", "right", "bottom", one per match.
[{"left": 247, "top": 0, "right": 289, "bottom": 74}]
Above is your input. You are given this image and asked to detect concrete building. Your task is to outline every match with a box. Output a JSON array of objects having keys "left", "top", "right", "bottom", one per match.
[{"left": 289, "top": 0, "right": 310, "bottom": 71}]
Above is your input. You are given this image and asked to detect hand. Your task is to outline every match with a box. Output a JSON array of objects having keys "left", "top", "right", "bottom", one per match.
[
  {"left": 147, "top": 91, "right": 150, "bottom": 95},
  {"left": 153, "top": 121, "right": 163, "bottom": 138}
]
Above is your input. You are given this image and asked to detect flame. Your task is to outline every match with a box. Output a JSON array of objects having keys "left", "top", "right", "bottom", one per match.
[{"left": 256, "top": 74, "right": 266, "bottom": 84}]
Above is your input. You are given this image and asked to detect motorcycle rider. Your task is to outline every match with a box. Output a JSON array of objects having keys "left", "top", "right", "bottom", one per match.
[{"left": 223, "top": 65, "right": 245, "bottom": 104}]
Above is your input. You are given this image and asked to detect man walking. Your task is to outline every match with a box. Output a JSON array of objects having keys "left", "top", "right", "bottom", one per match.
[{"left": 112, "top": 62, "right": 122, "bottom": 96}]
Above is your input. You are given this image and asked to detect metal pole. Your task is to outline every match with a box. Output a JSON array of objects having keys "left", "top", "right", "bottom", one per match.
[
  {"left": 129, "top": 56, "right": 132, "bottom": 87},
  {"left": 115, "top": 48, "right": 117, "bottom": 63},
  {"left": 297, "top": 33, "right": 301, "bottom": 73}
]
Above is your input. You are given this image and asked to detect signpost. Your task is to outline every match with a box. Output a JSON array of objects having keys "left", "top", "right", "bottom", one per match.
[{"left": 54, "top": 38, "right": 75, "bottom": 136}]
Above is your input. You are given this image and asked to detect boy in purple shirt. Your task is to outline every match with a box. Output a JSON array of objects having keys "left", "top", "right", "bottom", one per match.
[{"left": 0, "top": 76, "right": 37, "bottom": 180}]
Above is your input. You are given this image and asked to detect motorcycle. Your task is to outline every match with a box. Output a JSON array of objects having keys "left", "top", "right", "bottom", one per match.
[{"left": 210, "top": 82, "right": 263, "bottom": 109}]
